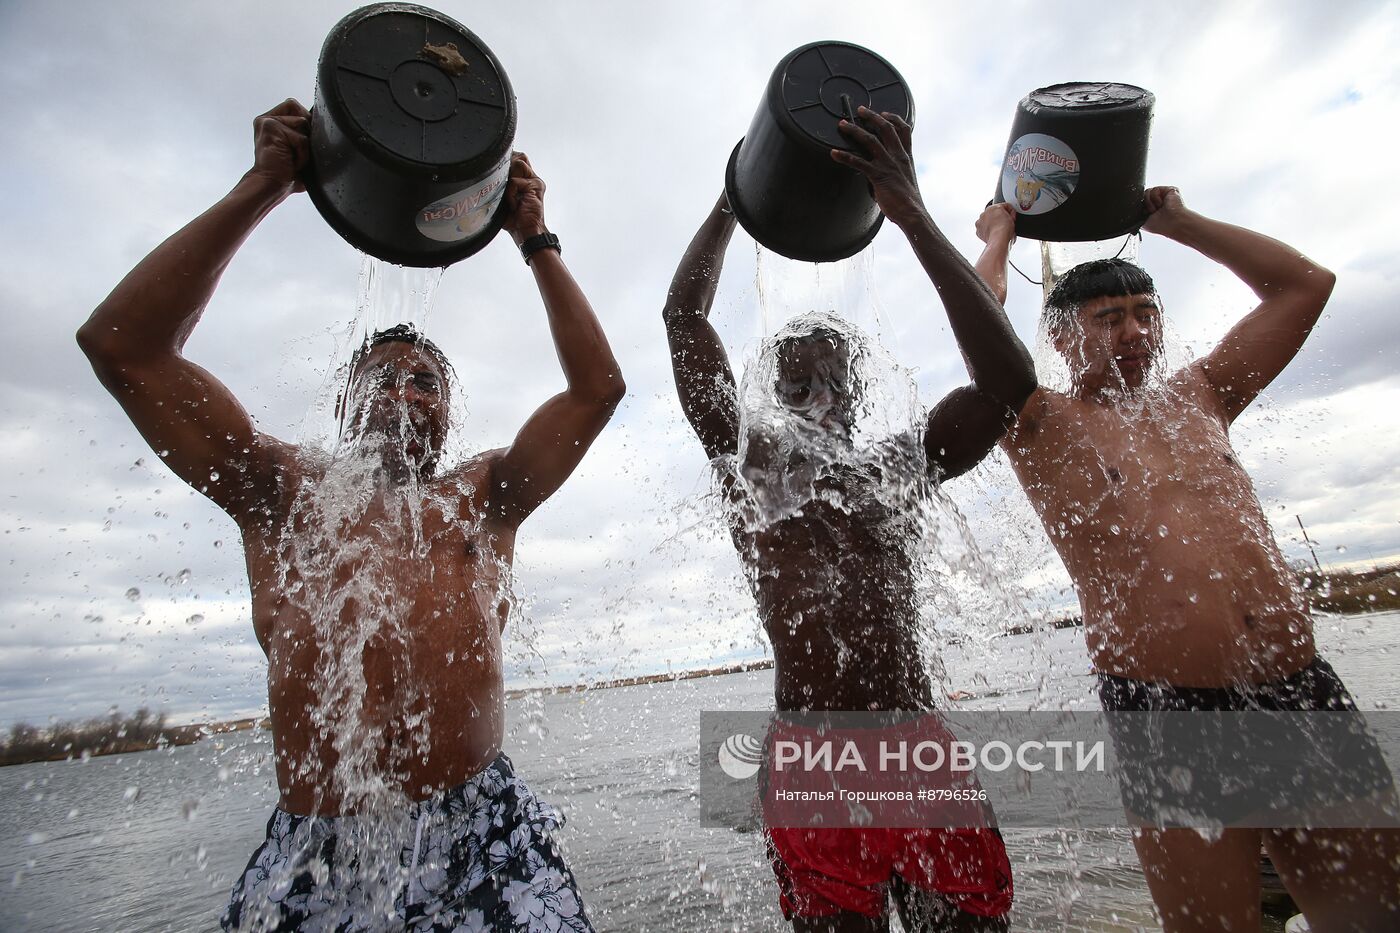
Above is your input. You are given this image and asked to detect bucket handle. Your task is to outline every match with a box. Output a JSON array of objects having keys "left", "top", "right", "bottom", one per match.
[{"left": 1007, "top": 230, "right": 1142, "bottom": 287}]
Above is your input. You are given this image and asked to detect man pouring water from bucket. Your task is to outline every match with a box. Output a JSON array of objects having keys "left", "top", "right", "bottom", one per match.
[
  {"left": 973, "top": 82, "right": 1400, "bottom": 932},
  {"left": 76, "top": 7, "right": 621, "bottom": 931},
  {"left": 664, "top": 41, "right": 1033, "bottom": 933}
]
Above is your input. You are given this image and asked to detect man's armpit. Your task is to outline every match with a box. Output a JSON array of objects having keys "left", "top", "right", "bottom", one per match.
[{"left": 1003, "top": 387, "right": 1052, "bottom": 447}]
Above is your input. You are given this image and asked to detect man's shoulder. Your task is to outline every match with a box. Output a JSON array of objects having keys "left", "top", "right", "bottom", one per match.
[
  {"left": 1004, "top": 386, "right": 1071, "bottom": 448},
  {"left": 435, "top": 447, "right": 507, "bottom": 486},
  {"left": 1174, "top": 361, "right": 1232, "bottom": 422},
  {"left": 226, "top": 433, "right": 307, "bottom": 527}
]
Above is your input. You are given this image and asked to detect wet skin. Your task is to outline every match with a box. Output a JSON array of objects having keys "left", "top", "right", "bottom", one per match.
[
  {"left": 973, "top": 193, "right": 1400, "bottom": 933},
  {"left": 974, "top": 193, "right": 1335, "bottom": 687},
  {"left": 733, "top": 340, "right": 936, "bottom": 711},
  {"left": 734, "top": 464, "right": 938, "bottom": 712},
  {"left": 1007, "top": 358, "right": 1315, "bottom": 685},
  {"left": 248, "top": 342, "right": 518, "bottom": 814},
  {"left": 664, "top": 107, "right": 1034, "bottom": 717},
  {"left": 77, "top": 101, "right": 624, "bottom": 817},
  {"left": 1013, "top": 292, "right": 1314, "bottom": 684}
]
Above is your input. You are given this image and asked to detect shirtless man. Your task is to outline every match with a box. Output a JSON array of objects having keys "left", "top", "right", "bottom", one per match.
[
  {"left": 664, "top": 108, "right": 1032, "bottom": 933},
  {"left": 77, "top": 100, "right": 622, "bottom": 932},
  {"left": 974, "top": 191, "right": 1400, "bottom": 931}
]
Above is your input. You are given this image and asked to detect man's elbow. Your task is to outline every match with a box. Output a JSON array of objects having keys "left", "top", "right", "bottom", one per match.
[
  {"left": 594, "top": 372, "right": 627, "bottom": 411},
  {"left": 76, "top": 319, "right": 110, "bottom": 361},
  {"left": 603, "top": 374, "right": 627, "bottom": 409},
  {"left": 1307, "top": 264, "right": 1337, "bottom": 303},
  {"left": 661, "top": 302, "right": 692, "bottom": 332},
  {"left": 998, "top": 352, "right": 1037, "bottom": 417},
  {"left": 76, "top": 318, "right": 126, "bottom": 376}
]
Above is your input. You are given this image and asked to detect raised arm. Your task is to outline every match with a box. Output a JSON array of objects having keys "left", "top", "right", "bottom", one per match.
[
  {"left": 973, "top": 202, "right": 1017, "bottom": 306},
  {"left": 1143, "top": 187, "right": 1335, "bottom": 423},
  {"left": 493, "top": 153, "right": 626, "bottom": 525},
  {"left": 832, "top": 108, "right": 1036, "bottom": 480},
  {"left": 75, "top": 100, "right": 308, "bottom": 520},
  {"left": 661, "top": 193, "right": 741, "bottom": 461}
]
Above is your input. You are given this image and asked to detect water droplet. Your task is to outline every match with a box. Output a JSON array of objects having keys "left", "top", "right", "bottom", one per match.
[
  {"left": 1157, "top": 525, "right": 1168, "bottom": 537},
  {"left": 123, "top": 786, "right": 140, "bottom": 804},
  {"left": 209, "top": 471, "right": 220, "bottom": 481},
  {"left": 124, "top": 587, "right": 141, "bottom": 602},
  {"left": 186, "top": 614, "right": 204, "bottom": 626}
]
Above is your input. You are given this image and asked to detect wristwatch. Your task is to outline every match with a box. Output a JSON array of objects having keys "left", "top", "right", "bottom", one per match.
[{"left": 519, "top": 231, "right": 561, "bottom": 265}]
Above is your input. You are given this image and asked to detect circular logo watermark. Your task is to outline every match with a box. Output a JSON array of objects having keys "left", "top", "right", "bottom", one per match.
[{"left": 718, "top": 733, "right": 763, "bottom": 780}]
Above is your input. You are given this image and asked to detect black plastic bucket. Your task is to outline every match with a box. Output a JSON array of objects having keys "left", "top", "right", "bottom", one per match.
[
  {"left": 992, "top": 82, "right": 1154, "bottom": 242},
  {"left": 725, "top": 41, "right": 914, "bottom": 263},
  {"left": 306, "top": 3, "right": 516, "bottom": 268}
]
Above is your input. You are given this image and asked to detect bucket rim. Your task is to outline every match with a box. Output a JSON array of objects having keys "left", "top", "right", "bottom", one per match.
[{"left": 302, "top": 157, "right": 508, "bottom": 268}]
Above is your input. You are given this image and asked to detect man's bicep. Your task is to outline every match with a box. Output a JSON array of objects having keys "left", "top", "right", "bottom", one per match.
[
  {"left": 94, "top": 354, "right": 282, "bottom": 513},
  {"left": 1199, "top": 289, "right": 1330, "bottom": 422},
  {"left": 923, "top": 384, "right": 1015, "bottom": 481},
  {"left": 494, "top": 391, "right": 615, "bottom": 524}
]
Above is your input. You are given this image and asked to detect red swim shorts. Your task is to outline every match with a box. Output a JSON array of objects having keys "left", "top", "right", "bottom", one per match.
[{"left": 765, "top": 824, "right": 1013, "bottom": 919}]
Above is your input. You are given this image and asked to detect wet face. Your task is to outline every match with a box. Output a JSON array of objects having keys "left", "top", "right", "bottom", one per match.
[
  {"left": 344, "top": 341, "right": 450, "bottom": 468},
  {"left": 1055, "top": 292, "right": 1161, "bottom": 393},
  {"left": 773, "top": 334, "right": 856, "bottom": 434}
]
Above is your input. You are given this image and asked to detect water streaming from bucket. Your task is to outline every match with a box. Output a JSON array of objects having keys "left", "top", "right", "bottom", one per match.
[
  {"left": 730, "top": 247, "right": 1036, "bottom": 700},
  {"left": 226, "top": 256, "right": 532, "bottom": 924}
]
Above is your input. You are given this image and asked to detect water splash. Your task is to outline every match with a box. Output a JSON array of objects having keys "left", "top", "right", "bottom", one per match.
[
  {"left": 715, "top": 250, "right": 1036, "bottom": 704},
  {"left": 237, "top": 257, "right": 521, "bottom": 921}
]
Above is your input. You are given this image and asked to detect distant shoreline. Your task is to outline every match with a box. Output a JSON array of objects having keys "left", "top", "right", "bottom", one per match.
[{"left": 4, "top": 565, "right": 1395, "bottom": 767}]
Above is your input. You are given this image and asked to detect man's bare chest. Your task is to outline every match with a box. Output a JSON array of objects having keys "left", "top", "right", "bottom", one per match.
[{"left": 1021, "top": 395, "right": 1251, "bottom": 537}]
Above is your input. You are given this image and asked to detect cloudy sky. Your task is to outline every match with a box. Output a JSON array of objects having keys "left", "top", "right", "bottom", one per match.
[{"left": 1, "top": 0, "right": 1397, "bottom": 729}]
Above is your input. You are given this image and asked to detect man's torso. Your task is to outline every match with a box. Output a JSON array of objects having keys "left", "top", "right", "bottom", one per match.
[
  {"left": 728, "top": 452, "right": 937, "bottom": 712},
  {"left": 241, "top": 451, "right": 514, "bottom": 815},
  {"left": 1004, "top": 368, "right": 1313, "bottom": 686}
]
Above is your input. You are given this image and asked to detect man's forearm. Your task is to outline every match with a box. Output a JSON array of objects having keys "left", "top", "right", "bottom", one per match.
[
  {"left": 974, "top": 237, "right": 1011, "bottom": 306},
  {"left": 79, "top": 172, "right": 290, "bottom": 358},
  {"left": 900, "top": 212, "right": 1035, "bottom": 410},
  {"left": 529, "top": 250, "right": 624, "bottom": 404},
  {"left": 663, "top": 199, "right": 737, "bottom": 327},
  {"left": 1159, "top": 210, "right": 1332, "bottom": 301}
]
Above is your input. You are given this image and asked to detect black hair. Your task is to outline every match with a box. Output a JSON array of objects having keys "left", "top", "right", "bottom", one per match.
[
  {"left": 1044, "top": 259, "right": 1157, "bottom": 333},
  {"left": 348, "top": 324, "right": 453, "bottom": 379},
  {"left": 774, "top": 324, "right": 847, "bottom": 356}
]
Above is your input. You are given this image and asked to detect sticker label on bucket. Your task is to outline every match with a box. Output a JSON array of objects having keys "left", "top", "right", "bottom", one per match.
[
  {"left": 1001, "top": 133, "right": 1080, "bottom": 215},
  {"left": 415, "top": 160, "right": 511, "bottom": 243}
]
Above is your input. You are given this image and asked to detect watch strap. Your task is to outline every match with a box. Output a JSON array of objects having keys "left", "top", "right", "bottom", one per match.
[{"left": 520, "top": 231, "right": 561, "bottom": 264}]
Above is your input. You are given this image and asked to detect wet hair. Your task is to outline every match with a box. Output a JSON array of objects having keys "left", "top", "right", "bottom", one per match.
[
  {"left": 769, "top": 319, "right": 861, "bottom": 410},
  {"left": 348, "top": 324, "right": 453, "bottom": 381},
  {"left": 1043, "top": 259, "right": 1157, "bottom": 333},
  {"left": 774, "top": 324, "right": 847, "bottom": 357}
]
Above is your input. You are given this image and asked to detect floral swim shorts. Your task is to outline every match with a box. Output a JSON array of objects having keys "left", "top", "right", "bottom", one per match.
[{"left": 221, "top": 753, "right": 593, "bottom": 932}]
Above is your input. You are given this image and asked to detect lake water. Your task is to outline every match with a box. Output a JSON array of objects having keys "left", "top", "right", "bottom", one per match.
[{"left": 2, "top": 612, "right": 1396, "bottom": 932}]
